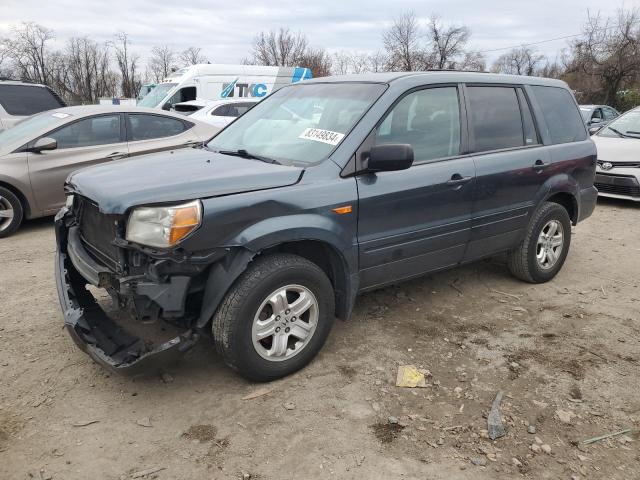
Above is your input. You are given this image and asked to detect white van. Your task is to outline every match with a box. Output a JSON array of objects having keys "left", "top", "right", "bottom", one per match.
[{"left": 137, "top": 64, "right": 312, "bottom": 111}]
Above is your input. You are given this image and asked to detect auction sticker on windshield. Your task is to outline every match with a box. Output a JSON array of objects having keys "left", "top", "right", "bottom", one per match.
[{"left": 298, "top": 128, "right": 345, "bottom": 146}]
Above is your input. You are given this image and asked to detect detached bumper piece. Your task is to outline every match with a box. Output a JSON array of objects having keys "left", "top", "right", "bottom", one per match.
[{"left": 55, "top": 210, "right": 199, "bottom": 375}]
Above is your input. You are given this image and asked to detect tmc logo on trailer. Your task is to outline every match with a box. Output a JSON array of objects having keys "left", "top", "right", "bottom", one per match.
[{"left": 220, "top": 78, "right": 268, "bottom": 98}]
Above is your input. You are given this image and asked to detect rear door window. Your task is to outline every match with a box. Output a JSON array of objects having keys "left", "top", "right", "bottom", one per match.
[
  {"left": 128, "top": 114, "right": 191, "bottom": 141},
  {"left": 530, "top": 86, "right": 587, "bottom": 144},
  {"left": 211, "top": 105, "right": 230, "bottom": 116},
  {"left": 228, "top": 103, "right": 257, "bottom": 117},
  {"left": 47, "top": 115, "right": 122, "bottom": 149},
  {"left": 467, "top": 86, "right": 524, "bottom": 152},
  {"left": 374, "top": 86, "right": 461, "bottom": 162},
  {"left": 0, "top": 84, "right": 65, "bottom": 116}
]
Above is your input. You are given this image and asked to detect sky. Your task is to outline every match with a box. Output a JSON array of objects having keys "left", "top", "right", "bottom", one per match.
[{"left": 0, "top": 0, "right": 635, "bottom": 66}]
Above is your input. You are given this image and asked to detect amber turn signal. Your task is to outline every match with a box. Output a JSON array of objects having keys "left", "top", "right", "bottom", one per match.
[{"left": 332, "top": 205, "right": 353, "bottom": 215}]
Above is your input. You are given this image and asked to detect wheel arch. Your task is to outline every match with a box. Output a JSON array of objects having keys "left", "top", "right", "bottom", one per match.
[
  {"left": 0, "top": 179, "right": 31, "bottom": 219},
  {"left": 545, "top": 191, "right": 578, "bottom": 225},
  {"left": 196, "top": 224, "right": 359, "bottom": 329}
]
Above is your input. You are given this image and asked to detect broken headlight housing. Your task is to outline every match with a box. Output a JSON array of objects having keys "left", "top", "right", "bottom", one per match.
[{"left": 126, "top": 200, "right": 202, "bottom": 249}]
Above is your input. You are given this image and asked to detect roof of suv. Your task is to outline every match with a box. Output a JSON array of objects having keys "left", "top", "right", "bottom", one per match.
[
  {"left": 305, "top": 71, "right": 567, "bottom": 88},
  {"left": 0, "top": 79, "right": 49, "bottom": 87}
]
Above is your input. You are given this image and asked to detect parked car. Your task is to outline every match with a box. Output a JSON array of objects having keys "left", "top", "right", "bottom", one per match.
[
  {"left": 55, "top": 72, "right": 597, "bottom": 381},
  {"left": 181, "top": 99, "right": 259, "bottom": 128},
  {"left": 0, "top": 106, "right": 219, "bottom": 237},
  {"left": 592, "top": 106, "right": 640, "bottom": 201},
  {"left": 579, "top": 104, "right": 620, "bottom": 135},
  {"left": 0, "top": 79, "right": 66, "bottom": 131}
]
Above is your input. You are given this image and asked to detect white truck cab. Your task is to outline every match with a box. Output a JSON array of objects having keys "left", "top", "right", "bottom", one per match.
[{"left": 137, "top": 64, "right": 312, "bottom": 111}]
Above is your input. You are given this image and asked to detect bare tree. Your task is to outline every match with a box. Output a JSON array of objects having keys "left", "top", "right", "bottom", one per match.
[
  {"left": 428, "top": 15, "right": 471, "bottom": 69},
  {"left": 491, "top": 47, "right": 545, "bottom": 75},
  {"left": 332, "top": 51, "right": 388, "bottom": 74},
  {"left": 55, "top": 37, "right": 116, "bottom": 104},
  {"left": 180, "top": 46, "right": 208, "bottom": 66},
  {"left": 459, "top": 51, "right": 486, "bottom": 72},
  {"left": 249, "top": 28, "right": 308, "bottom": 66},
  {"left": 570, "top": 8, "right": 640, "bottom": 106},
  {"left": 298, "top": 47, "right": 332, "bottom": 77},
  {"left": 148, "top": 45, "right": 177, "bottom": 83},
  {"left": 383, "top": 11, "right": 427, "bottom": 71},
  {"left": 113, "top": 32, "right": 140, "bottom": 98},
  {"left": 2, "top": 22, "right": 56, "bottom": 84}
]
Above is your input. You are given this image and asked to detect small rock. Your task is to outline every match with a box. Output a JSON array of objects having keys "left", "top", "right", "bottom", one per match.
[
  {"left": 470, "top": 457, "right": 487, "bottom": 466},
  {"left": 161, "top": 372, "right": 174, "bottom": 383},
  {"left": 512, "top": 457, "right": 522, "bottom": 468},
  {"left": 510, "top": 362, "right": 520, "bottom": 369},
  {"left": 541, "top": 444, "right": 552, "bottom": 454},
  {"left": 283, "top": 402, "right": 296, "bottom": 411},
  {"left": 242, "top": 473, "right": 251, "bottom": 480},
  {"left": 371, "top": 402, "right": 380, "bottom": 412},
  {"left": 555, "top": 409, "right": 574, "bottom": 424},
  {"left": 388, "top": 416, "right": 399, "bottom": 425},
  {"left": 577, "top": 454, "right": 588, "bottom": 462},
  {"left": 136, "top": 417, "right": 152, "bottom": 428},
  {"left": 485, "top": 453, "right": 497, "bottom": 462},
  {"left": 454, "top": 387, "right": 463, "bottom": 397},
  {"left": 527, "top": 425, "right": 536, "bottom": 434},
  {"left": 531, "top": 444, "right": 541, "bottom": 454},
  {"left": 436, "top": 437, "right": 444, "bottom": 445}
]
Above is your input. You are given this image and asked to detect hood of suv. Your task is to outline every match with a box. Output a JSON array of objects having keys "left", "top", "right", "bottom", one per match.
[
  {"left": 67, "top": 147, "right": 303, "bottom": 214},
  {"left": 593, "top": 135, "right": 640, "bottom": 163}
]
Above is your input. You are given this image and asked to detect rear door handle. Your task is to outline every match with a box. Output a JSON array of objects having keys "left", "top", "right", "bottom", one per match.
[
  {"left": 106, "top": 151, "right": 127, "bottom": 160},
  {"left": 533, "top": 159, "right": 549, "bottom": 171},
  {"left": 446, "top": 174, "right": 473, "bottom": 187}
]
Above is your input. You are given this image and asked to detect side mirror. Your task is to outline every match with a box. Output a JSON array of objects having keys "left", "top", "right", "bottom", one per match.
[
  {"left": 29, "top": 137, "right": 57, "bottom": 153},
  {"left": 162, "top": 102, "right": 172, "bottom": 111},
  {"left": 590, "top": 118, "right": 603, "bottom": 124},
  {"left": 588, "top": 125, "right": 603, "bottom": 135},
  {"left": 367, "top": 144, "right": 414, "bottom": 172}
]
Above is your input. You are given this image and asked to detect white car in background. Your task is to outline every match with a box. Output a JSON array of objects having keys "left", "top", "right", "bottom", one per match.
[
  {"left": 592, "top": 106, "right": 640, "bottom": 201},
  {"left": 174, "top": 98, "right": 258, "bottom": 128}
]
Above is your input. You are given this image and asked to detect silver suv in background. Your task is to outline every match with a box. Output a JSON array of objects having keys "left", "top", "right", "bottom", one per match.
[{"left": 0, "top": 79, "right": 66, "bottom": 131}]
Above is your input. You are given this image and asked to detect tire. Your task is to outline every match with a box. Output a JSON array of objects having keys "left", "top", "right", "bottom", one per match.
[
  {"left": 212, "top": 253, "right": 335, "bottom": 382},
  {"left": 0, "top": 187, "right": 24, "bottom": 239},
  {"left": 508, "top": 201, "right": 571, "bottom": 283}
]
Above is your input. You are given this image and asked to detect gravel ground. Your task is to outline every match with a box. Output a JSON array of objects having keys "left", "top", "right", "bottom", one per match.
[{"left": 1, "top": 198, "right": 639, "bottom": 480}]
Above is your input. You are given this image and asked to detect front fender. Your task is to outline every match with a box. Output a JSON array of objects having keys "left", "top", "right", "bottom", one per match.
[{"left": 196, "top": 214, "right": 358, "bottom": 328}]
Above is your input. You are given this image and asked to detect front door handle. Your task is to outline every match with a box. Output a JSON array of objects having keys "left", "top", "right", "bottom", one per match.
[
  {"left": 533, "top": 159, "right": 549, "bottom": 171},
  {"left": 446, "top": 174, "right": 473, "bottom": 187},
  {"left": 106, "top": 151, "right": 127, "bottom": 160}
]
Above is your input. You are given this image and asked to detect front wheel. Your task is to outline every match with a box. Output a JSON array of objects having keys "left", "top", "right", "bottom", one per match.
[
  {"left": 212, "top": 253, "right": 335, "bottom": 382},
  {"left": 0, "top": 187, "right": 24, "bottom": 239},
  {"left": 508, "top": 202, "right": 572, "bottom": 283}
]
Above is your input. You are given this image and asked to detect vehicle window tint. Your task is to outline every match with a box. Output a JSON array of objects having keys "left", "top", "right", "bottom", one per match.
[
  {"left": 129, "top": 114, "right": 188, "bottom": 141},
  {"left": 467, "top": 86, "right": 523, "bottom": 152},
  {"left": 374, "top": 87, "right": 460, "bottom": 162},
  {"left": 603, "top": 107, "right": 618, "bottom": 120},
  {"left": 531, "top": 86, "right": 587, "bottom": 144},
  {"left": 592, "top": 109, "right": 603, "bottom": 120},
  {"left": 48, "top": 115, "right": 121, "bottom": 149},
  {"left": 229, "top": 103, "right": 256, "bottom": 117},
  {"left": 517, "top": 89, "right": 539, "bottom": 146},
  {"left": 211, "top": 105, "right": 230, "bottom": 116},
  {"left": 0, "top": 84, "right": 64, "bottom": 116}
]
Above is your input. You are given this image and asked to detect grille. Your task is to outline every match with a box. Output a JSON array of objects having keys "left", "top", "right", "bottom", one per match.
[
  {"left": 598, "top": 161, "right": 640, "bottom": 169},
  {"left": 596, "top": 182, "right": 640, "bottom": 197},
  {"left": 78, "top": 197, "right": 121, "bottom": 267}
]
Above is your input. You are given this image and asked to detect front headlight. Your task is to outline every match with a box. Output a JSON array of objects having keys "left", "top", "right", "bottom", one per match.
[{"left": 126, "top": 200, "right": 202, "bottom": 248}]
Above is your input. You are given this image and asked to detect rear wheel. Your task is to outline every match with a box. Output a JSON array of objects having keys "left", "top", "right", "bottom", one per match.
[
  {"left": 0, "top": 187, "right": 23, "bottom": 239},
  {"left": 508, "top": 202, "right": 571, "bottom": 283},
  {"left": 212, "top": 253, "right": 335, "bottom": 382}
]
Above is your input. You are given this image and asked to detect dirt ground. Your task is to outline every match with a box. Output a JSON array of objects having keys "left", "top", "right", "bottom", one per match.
[{"left": 1, "top": 197, "right": 639, "bottom": 480}]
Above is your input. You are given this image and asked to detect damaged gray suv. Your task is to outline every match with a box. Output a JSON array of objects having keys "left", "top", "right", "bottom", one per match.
[{"left": 55, "top": 72, "right": 597, "bottom": 381}]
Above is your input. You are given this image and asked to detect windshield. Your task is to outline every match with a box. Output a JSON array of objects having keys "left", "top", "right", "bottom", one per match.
[
  {"left": 207, "top": 83, "right": 386, "bottom": 165},
  {"left": 138, "top": 83, "right": 177, "bottom": 108},
  {"left": 598, "top": 109, "right": 640, "bottom": 138},
  {"left": 0, "top": 111, "right": 68, "bottom": 148}
]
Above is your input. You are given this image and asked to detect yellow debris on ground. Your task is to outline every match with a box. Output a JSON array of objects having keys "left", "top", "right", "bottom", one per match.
[{"left": 395, "top": 365, "right": 428, "bottom": 388}]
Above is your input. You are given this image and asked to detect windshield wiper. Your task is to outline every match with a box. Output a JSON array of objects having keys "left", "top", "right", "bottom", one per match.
[
  {"left": 217, "top": 149, "right": 281, "bottom": 165},
  {"left": 607, "top": 127, "right": 632, "bottom": 138}
]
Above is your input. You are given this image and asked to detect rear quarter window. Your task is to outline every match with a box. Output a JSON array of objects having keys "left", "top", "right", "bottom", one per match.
[
  {"left": 531, "top": 86, "right": 587, "bottom": 144},
  {"left": 0, "top": 84, "right": 65, "bottom": 116}
]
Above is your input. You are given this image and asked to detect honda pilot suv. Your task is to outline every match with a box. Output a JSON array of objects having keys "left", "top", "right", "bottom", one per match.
[{"left": 55, "top": 72, "right": 597, "bottom": 381}]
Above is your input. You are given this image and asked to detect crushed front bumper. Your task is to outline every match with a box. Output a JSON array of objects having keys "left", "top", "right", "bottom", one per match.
[{"left": 54, "top": 208, "right": 199, "bottom": 375}]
